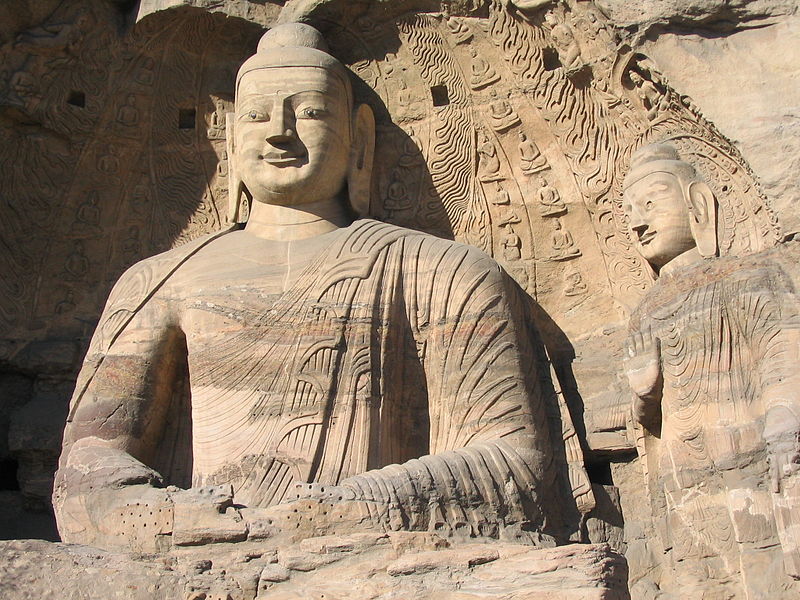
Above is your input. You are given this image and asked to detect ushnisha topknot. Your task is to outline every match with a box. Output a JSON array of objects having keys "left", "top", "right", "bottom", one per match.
[
  {"left": 236, "top": 22, "right": 352, "bottom": 108},
  {"left": 624, "top": 141, "right": 699, "bottom": 190},
  {"left": 256, "top": 22, "right": 329, "bottom": 54}
]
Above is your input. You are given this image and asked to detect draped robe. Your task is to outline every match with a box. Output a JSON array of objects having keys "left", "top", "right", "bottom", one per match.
[
  {"left": 628, "top": 250, "right": 800, "bottom": 598},
  {"left": 55, "top": 219, "right": 574, "bottom": 547}
]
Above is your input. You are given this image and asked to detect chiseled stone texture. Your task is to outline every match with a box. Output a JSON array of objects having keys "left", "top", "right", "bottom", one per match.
[
  {"left": 640, "top": 15, "right": 800, "bottom": 236},
  {"left": 596, "top": 0, "right": 797, "bottom": 30},
  {"left": 1, "top": 2, "right": 798, "bottom": 598},
  {"left": 621, "top": 142, "right": 800, "bottom": 598},
  {"left": 0, "top": 536, "right": 629, "bottom": 600}
]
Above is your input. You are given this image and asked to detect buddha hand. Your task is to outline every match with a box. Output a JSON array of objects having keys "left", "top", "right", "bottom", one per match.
[
  {"left": 623, "top": 327, "right": 663, "bottom": 430},
  {"left": 243, "top": 482, "right": 387, "bottom": 542},
  {"left": 169, "top": 485, "right": 248, "bottom": 546}
]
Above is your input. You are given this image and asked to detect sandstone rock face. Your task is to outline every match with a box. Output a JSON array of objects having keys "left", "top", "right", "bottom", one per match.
[
  {"left": 596, "top": 0, "right": 797, "bottom": 30},
  {"left": 641, "top": 16, "right": 800, "bottom": 236},
  {"left": 0, "top": 537, "right": 629, "bottom": 600},
  {"left": 1, "top": 0, "right": 799, "bottom": 598}
]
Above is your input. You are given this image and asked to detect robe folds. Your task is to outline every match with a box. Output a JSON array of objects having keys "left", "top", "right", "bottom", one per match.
[
  {"left": 628, "top": 248, "right": 800, "bottom": 595},
  {"left": 55, "top": 219, "right": 576, "bottom": 545}
]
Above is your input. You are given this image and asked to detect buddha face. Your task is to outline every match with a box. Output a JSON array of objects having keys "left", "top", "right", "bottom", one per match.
[
  {"left": 622, "top": 171, "right": 696, "bottom": 269},
  {"left": 234, "top": 66, "right": 352, "bottom": 207}
]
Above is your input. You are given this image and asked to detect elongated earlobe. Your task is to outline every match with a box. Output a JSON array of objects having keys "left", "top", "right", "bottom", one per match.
[
  {"left": 347, "top": 103, "right": 375, "bottom": 217},
  {"left": 226, "top": 113, "right": 250, "bottom": 224},
  {"left": 686, "top": 180, "right": 718, "bottom": 258}
]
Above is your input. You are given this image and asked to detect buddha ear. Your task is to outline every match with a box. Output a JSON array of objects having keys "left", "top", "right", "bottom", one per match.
[
  {"left": 686, "top": 180, "right": 717, "bottom": 258},
  {"left": 347, "top": 102, "right": 375, "bottom": 217},
  {"left": 226, "top": 112, "right": 250, "bottom": 224}
]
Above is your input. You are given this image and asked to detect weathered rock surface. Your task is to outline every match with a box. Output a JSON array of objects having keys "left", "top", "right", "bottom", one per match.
[
  {"left": 2, "top": 1, "right": 800, "bottom": 599},
  {"left": 640, "top": 15, "right": 800, "bottom": 236},
  {"left": 596, "top": 0, "right": 798, "bottom": 31},
  {"left": 136, "top": 0, "right": 282, "bottom": 25},
  {"left": 0, "top": 537, "right": 629, "bottom": 600}
]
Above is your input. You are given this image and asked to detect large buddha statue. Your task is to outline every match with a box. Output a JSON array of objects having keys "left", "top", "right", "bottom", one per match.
[
  {"left": 622, "top": 142, "right": 800, "bottom": 598},
  {"left": 53, "top": 24, "right": 574, "bottom": 553}
]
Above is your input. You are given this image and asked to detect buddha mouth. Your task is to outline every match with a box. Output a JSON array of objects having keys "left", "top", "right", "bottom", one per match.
[
  {"left": 638, "top": 230, "right": 656, "bottom": 245},
  {"left": 260, "top": 151, "right": 305, "bottom": 165}
]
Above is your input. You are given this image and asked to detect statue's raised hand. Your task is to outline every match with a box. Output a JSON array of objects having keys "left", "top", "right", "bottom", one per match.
[
  {"left": 623, "top": 327, "right": 663, "bottom": 430},
  {"left": 765, "top": 405, "right": 800, "bottom": 494}
]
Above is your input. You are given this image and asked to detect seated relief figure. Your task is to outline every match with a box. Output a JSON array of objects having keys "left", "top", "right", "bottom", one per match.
[
  {"left": 622, "top": 143, "right": 800, "bottom": 596},
  {"left": 54, "top": 24, "right": 574, "bottom": 553}
]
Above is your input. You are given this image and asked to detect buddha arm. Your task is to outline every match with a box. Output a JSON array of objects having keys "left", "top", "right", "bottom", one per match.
[
  {"left": 53, "top": 281, "right": 183, "bottom": 549},
  {"left": 730, "top": 270, "right": 800, "bottom": 415},
  {"left": 324, "top": 245, "right": 565, "bottom": 539},
  {"left": 728, "top": 268, "right": 800, "bottom": 493}
]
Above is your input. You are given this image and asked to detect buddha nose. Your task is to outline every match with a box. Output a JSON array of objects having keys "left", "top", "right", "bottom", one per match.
[
  {"left": 631, "top": 217, "right": 648, "bottom": 238},
  {"left": 265, "top": 101, "right": 295, "bottom": 144},
  {"left": 629, "top": 208, "right": 648, "bottom": 237}
]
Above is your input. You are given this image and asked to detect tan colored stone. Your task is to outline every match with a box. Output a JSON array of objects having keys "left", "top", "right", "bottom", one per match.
[
  {"left": 386, "top": 545, "right": 499, "bottom": 575},
  {"left": 622, "top": 142, "right": 800, "bottom": 597},
  {"left": 53, "top": 22, "right": 581, "bottom": 562},
  {"left": 7, "top": 0, "right": 800, "bottom": 596},
  {"left": 640, "top": 17, "right": 800, "bottom": 236},
  {"left": 0, "top": 537, "right": 628, "bottom": 600}
]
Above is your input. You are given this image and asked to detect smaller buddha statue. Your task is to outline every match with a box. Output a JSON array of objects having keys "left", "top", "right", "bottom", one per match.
[
  {"left": 518, "top": 132, "right": 547, "bottom": 174},
  {"left": 622, "top": 142, "right": 800, "bottom": 597},
  {"left": 97, "top": 145, "right": 119, "bottom": 175},
  {"left": 116, "top": 94, "right": 139, "bottom": 127},
  {"left": 544, "top": 11, "right": 582, "bottom": 71},
  {"left": 476, "top": 130, "right": 503, "bottom": 182},
  {"left": 489, "top": 90, "right": 521, "bottom": 132},
  {"left": 563, "top": 269, "right": 587, "bottom": 297},
  {"left": 501, "top": 225, "right": 522, "bottom": 262},
  {"left": 207, "top": 98, "right": 227, "bottom": 139},
  {"left": 537, "top": 176, "right": 565, "bottom": 217},
  {"left": 490, "top": 180, "right": 510, "bottom": 206},
  {"left": 498, "top": 207, "right": 521, "bottom": 227},
  {"left": 64, "top": 240, "right": 89, "bottom": 280},
  {"left": 384, "top": 168, "right": 412, "bottom": 219},
  {"left": 443, "top": 7, "right": 472, "bottom": 44},
  {"left": 628, "top": 71, "right": 667, "bottom": 121},
  {"left": 71, "top": 191, "right": 101, "bottom": 236},
  {"left": 548, "top": 218, "right": 580, "bottom": 261},
  {"left": 397, "top": 126, "right": 424, "bottom": 168},
  {"left": 121, "top": 225, "right": 142, "bottom": 265},
  {"left": 469, "top": 48, "right": 500, "bottom": 90}
]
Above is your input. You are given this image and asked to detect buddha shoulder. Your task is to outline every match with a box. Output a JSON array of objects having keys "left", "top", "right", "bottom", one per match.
[
  {"left": 349, "top": 219, "right": 507, "bottom": 281},
  {"left": 103, "top": 228, "right": 235, "bottom": 311}
]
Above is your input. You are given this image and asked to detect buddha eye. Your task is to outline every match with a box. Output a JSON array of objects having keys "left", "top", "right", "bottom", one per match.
[
  {"left": 242, "top": 109, "right": 266, "bottom": 122},
  {"left": 645, "top": 200, "right": 654, "bottom": 210},
  {"left": 298, "top": 107, "right": 325, "bottom": 119}
]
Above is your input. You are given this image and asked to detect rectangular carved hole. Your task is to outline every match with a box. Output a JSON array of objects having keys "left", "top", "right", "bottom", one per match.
[
  {"left": 430, "top": 84, "right": 450, "bottom": 107},
  {"left": 0, "top": 459, "right": 20, "bottom": 491},
  {"left": 178, "top": 108, "right": 196, "bottom": 129},
  {"left": 586, "top": 461, "right": 613, "bottom": 486},
  {"left": 67, "top": 90, "right": 85, "bottom": 107},
  {"left": 542, "top": 47, "right": 561, "bottom": 71}
]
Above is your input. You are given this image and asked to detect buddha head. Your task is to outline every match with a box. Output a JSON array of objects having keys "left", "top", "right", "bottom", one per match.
[
  {"left": 622, "top": 142, "right": 717, "bottom": 273},
  {"left": 226, "top": 23, "right": 375, "bottom": 223}
]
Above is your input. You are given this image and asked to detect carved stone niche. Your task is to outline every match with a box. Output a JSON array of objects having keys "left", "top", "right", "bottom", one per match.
[
  {"left": 0, "top": 0, "right": 790, "bottom": 598},
  {"left": 0, "top": 1, "right": 264, "bottom": 522},
  {"left": 265, "top": 0, "right": 780, "bottom": 469},
  {"left": 6, "top": 5, "right": 631, "bottom": 599}
]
